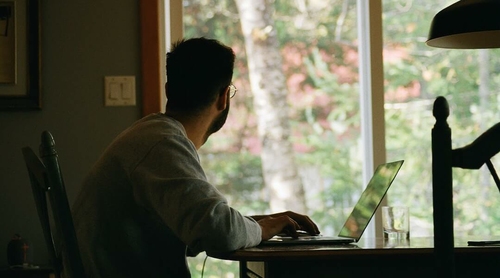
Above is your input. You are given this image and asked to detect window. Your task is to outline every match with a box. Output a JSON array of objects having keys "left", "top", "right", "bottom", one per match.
[
  {"left": 151, "top": 0, "right": 500, "bottom": 276},
  {"left": 169, "top": 0, "right": 383, "bottom": 276}
]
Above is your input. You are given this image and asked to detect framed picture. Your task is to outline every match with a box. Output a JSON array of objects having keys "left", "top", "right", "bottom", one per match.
[{"left": 0, "top": 0, "right": 40, "bottom": 110}]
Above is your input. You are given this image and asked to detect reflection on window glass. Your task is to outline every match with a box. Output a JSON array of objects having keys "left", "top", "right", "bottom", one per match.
[{"left": 339, "top": 160, "right": 403, "bottom": 239}]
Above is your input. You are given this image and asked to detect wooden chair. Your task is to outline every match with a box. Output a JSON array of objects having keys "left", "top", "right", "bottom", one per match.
[
  {"left": 431, "top": 96, "right": 455, "bottom": 277},
  {"left": 432, "top": 96, "right": 500, "bottom": 277},
  {"left": 22, "top": 131, "right": 85, "bottom": 278}
]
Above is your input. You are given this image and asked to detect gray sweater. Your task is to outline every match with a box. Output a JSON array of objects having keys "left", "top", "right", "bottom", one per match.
[{"left": 71, "top": 113, "right": 262, "bottom": 277}]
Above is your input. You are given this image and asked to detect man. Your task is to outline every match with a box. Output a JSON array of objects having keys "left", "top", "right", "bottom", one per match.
[{"left": 71, "top": 37, "right": 319, "bottom": 277}]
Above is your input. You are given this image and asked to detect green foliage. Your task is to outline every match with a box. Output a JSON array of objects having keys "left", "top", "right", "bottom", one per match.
[{"left": 188, "top": 253, "right": 239, "bottom": 278}]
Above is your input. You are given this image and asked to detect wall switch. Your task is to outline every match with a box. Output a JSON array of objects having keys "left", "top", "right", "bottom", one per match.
[{"left": 104, "top": 76, "right": 136, "bottom": 106}]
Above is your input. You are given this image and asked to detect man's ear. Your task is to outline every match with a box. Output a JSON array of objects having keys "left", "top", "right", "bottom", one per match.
[{"left": 216, "top": 87, "right": 229, "bottom": 111}]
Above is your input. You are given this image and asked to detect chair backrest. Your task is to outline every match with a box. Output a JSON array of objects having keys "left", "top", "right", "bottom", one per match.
[
  {"left": 431, "top": 96, "right": 455, "bottom": 277},
  {"left": 22, "top": 131, "right": 85, "bottom": 278},
  {"left": 432, "top": 97, "right": 500, "bottom": 277}
]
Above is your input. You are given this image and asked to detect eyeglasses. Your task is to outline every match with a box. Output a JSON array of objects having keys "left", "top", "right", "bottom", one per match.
[{"left": 229, "top": 83, "right": 238, "bottom": 98}]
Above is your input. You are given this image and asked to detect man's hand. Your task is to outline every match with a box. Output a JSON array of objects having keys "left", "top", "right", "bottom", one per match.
[{"left": 252, "top": 211, "right": 320, "bottom": 241}]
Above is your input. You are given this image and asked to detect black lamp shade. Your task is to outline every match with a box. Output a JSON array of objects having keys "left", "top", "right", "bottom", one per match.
[{"left": 426, "top": 0, "right": 500, "bottom": 49}]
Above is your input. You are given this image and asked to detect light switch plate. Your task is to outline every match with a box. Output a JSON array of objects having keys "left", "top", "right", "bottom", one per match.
[{"left": 104, "top": 76, "right": 136, "bottom": 106}]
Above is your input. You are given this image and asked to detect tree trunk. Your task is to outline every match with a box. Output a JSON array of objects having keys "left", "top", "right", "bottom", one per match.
[{"left": 235, "top": 0, "right": 307, "bottom": 213}]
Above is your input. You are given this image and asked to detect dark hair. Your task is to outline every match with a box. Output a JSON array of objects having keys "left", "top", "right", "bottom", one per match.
[{"left": 166, "top": 37, "right": 235, "bottom": 113}]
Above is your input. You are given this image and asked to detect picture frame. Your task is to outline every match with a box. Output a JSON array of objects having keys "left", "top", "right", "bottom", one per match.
[{"left": 0, "top": 0, "right": 40, "bottom": 110}]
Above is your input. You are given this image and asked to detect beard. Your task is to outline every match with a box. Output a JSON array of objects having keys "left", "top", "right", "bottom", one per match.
[{"left": 204, "top": 103, "right": 230, "bottom": 142}]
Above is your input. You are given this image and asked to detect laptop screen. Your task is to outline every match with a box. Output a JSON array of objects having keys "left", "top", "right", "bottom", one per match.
[{"left": 338, "top": 160, "right": 404, "bottom": 240}]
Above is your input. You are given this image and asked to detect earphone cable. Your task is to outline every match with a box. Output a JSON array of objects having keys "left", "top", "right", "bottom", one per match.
[{"left": 201, "top": 254, "right": 209, "bottom": 278}]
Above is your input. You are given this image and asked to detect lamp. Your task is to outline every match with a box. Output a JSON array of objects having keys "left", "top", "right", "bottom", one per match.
[{"left": 426, "top": 0, "right": 500, "bottom": 49}]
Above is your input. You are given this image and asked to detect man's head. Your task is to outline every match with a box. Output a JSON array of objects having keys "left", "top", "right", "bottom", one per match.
[{"left": 165, "top": 37, "right": 235, "bottom": 115}]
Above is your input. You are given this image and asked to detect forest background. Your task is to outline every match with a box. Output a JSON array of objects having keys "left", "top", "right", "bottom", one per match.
[{"left": 175, "top": 0, "right": 500, "bottom": 276}]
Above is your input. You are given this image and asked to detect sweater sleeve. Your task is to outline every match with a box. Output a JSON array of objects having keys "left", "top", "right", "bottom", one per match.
[{"left": 129, "top": 134, "right": 262, "bottom": 254}]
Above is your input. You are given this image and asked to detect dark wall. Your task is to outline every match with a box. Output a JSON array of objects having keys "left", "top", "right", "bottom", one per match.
[{"left": 0, "top": 0, "right": 144, "bottom": 266}]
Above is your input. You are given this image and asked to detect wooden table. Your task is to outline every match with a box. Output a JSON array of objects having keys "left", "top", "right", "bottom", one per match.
[{"left": 210, "top": 237, "right": 500, "bottom": 278}]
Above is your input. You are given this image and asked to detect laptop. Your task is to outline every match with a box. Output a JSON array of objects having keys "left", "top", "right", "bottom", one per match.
[{"left": 260, "top": 160, "right": 404, "bottom": 246}]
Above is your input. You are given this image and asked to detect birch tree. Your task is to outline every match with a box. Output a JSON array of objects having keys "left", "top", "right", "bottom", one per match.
[{"left": 235, "top": 0, "right": 307, "bottom": 213}]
